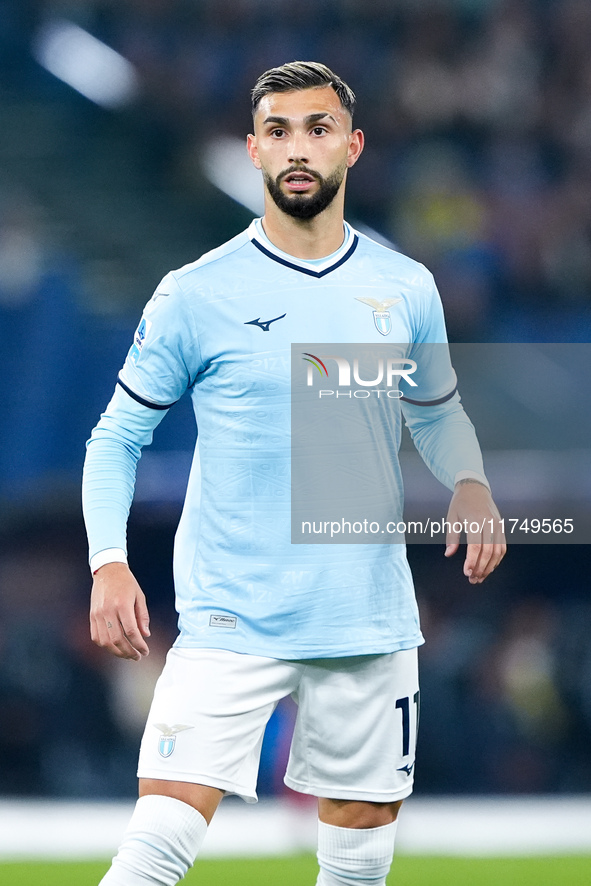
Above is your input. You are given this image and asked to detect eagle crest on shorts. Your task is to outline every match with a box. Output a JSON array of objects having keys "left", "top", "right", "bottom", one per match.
[{"left": 153, "top": 723, "right": 193, "bottom": 758}]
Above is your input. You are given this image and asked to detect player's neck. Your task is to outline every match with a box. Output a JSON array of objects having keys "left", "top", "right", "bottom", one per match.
[{"left": 261, "top": 199, "right": 346, "bottom": 260}]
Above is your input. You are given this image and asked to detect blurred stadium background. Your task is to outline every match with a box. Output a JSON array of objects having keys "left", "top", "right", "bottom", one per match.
[{"left": 0, "top": 0, "right": 590, "bottom": 868}]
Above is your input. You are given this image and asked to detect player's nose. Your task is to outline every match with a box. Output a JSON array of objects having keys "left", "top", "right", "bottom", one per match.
[{"left": 287, "top": 133, "right": 309, "bottom": 165}]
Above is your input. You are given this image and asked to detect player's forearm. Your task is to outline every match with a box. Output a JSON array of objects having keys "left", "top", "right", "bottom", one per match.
[
  {"left": 402, "top": 394, "right": 488, "bottom": 491},
  {"left": 82, "top": 433, "right": 140, "bottom": 565},
  {"left": 82, "top": 385, "right": 168, "bottom": 568}
]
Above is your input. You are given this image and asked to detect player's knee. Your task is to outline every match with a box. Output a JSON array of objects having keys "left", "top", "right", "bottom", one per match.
[
  {"left": 316, "top": 819, "right": 397, "bottom": 886},
  {"left": 352, "top": 800, "right": 403, "bottom": 828},
  {"left": 101, "top": 795, "right": 208, "bottom": 886},
  {"left": 319, "top": 799, "right": 403, "bottom": 829}
]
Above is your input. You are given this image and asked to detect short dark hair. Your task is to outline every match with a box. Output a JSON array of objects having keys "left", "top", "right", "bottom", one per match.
[{"left": 251, "top": 61, "right": 356, "bottom": 118}]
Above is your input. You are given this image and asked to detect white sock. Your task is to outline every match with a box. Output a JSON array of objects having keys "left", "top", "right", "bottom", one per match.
[
  {"left": 99, "top": 795, "right": 208, "bottom": 885},
  {"left": 316, "top": 819, "right": 397, "bottom": 886}
]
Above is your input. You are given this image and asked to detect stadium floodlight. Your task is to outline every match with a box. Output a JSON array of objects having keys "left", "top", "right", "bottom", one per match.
[
  {"left": 33, "top": 19, "right": 139, "bottom": 109},
  {"left": 203, "top": 136, "right": 265, "bottom": 215}
]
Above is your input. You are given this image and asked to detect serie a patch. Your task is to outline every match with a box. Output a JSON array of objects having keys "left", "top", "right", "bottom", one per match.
[{"left": 129, "top": 316, "right": 152, "bottom": 364}]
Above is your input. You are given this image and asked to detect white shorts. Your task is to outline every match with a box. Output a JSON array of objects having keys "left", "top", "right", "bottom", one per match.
[{"left": 137, "top": 646, "right": 419, "bottom": 803}]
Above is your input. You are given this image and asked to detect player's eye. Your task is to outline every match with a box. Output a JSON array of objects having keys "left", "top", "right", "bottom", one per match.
[
  {"left": 311, "top": 126, "right": 327, "bottom": 136},
  {"left": 270, "top": 128, "right": 285, "bottom": 138}
]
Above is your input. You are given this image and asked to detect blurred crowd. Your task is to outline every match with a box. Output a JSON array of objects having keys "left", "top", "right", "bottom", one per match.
[
  {"left": 43, "top": 0, "right": 591, "bottom": 340},
  {"left": 0, "top": 0, "right": 590, "bottom": 799},
  {"left": 412, "top": 546, "right": 591, "bottom": 794},
  {"left": 1, "top": 0, "right": 590, "bottom": 341}
]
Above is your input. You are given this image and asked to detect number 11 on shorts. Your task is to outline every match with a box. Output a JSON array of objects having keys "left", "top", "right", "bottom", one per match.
[{"left": 395, "top": 691, "right": 420, "bottom": 757}]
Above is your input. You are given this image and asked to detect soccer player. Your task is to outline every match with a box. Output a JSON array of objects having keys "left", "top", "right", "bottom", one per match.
[{"left": 83, "top": 62, "right": 505, "bottom": 886}]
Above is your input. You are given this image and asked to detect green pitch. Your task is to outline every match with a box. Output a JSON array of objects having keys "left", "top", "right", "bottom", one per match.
[{"left": 2, "top": 855, "right": 590, "bottom": 885}]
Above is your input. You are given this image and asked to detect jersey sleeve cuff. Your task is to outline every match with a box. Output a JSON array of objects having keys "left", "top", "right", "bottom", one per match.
[
  {"left": 90, "top": 548, "right": 128, "bottom": 574},
  {"left": 454, "top": 470, "right": 491, "bottom": 492}
]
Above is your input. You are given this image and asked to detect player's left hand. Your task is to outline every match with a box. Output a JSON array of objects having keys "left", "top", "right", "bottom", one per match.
[{"left": 444, "top": 480, "right": 506, "bottom": 584}]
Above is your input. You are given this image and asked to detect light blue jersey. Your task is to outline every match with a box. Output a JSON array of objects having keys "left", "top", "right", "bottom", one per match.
[{"left": 83, "top": 220, "right": 486, "bottom": 658}]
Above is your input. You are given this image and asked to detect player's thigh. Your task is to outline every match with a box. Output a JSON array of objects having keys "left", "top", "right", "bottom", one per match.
[
  {"left": 286, "top": 647, "right": 420, "bottom": 802},
  {"left": 138, "top": 647, "right": 302, "bottom": 802}
]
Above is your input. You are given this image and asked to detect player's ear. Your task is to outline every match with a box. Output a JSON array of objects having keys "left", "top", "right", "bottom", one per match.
[
  {"left": 346, "top": 129, "right": 364, "bottom": 168},
  {"left": 247, "top": 134, "right": 262, "bottom": 170}
]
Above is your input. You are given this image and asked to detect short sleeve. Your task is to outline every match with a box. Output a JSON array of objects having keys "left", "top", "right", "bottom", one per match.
[{"left": 118, "top": 272, "right": 203, "bottom": 407}]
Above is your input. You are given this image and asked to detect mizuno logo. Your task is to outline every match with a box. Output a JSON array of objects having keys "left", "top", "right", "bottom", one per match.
[
  {"left": 209, "top": 614, "right": 237, "bottom": 628},
  {"left": 244, "top": 313, "right": 286, "bottom": 332},
  {"left": 397, "top": 762, "right": 415, "bottom": 776}
]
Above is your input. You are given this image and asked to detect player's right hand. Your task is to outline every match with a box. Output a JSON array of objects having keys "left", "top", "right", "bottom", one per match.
[{"left": 90, "top": 562, "right": 151, "bottom": 661}]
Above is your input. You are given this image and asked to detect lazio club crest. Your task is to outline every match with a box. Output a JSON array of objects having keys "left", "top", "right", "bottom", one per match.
[
  {"left": 355, "top": 296, "right": 402, "bottom": 336},
  {"left": 154, "top": 723, "right": 193, "bottom": 758}
]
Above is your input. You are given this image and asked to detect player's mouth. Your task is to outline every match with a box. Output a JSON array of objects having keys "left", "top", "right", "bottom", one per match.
[{"left": 283, "top": 172, "right": 317, "bottom": 192}]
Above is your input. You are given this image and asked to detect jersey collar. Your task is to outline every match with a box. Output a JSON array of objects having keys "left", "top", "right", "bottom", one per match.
[{"left": 248, "top": 218, "right": 358, "bottom": 278}]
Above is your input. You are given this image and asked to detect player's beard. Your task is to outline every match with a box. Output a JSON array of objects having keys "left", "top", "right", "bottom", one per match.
[{"left": 263, "top": 163, "right": 346, "bottom": 220}]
